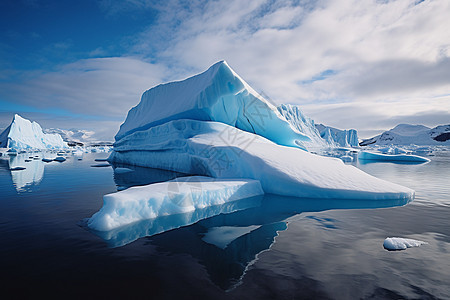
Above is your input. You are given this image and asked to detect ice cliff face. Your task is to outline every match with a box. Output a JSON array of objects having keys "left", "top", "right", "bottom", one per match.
[
  {"left": 277, "top": 104, "right": 331, "bottom": 150},
  {"left": 360, "top": 124, "right": 450, "bottom": 146},
  {"left": 0, "top": 114, "right": 67, "bottom": 150},
  {"left": 116, "top": 60, "right": 310, "bottom": 149},
  {"left": 315, "top": 124, "right": 359, "bottom": 148}
]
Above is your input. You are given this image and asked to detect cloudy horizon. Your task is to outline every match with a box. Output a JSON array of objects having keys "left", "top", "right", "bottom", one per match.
[{"left": 1, "top": 0, "right": 449, "bottom": 140}]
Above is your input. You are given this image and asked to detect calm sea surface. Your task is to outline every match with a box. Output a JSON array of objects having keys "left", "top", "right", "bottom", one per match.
[{"left": 0, "top": 150, "right": 449, "bottom": 299}]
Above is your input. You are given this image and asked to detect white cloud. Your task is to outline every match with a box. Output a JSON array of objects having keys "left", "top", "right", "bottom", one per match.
[
  {"left": 131, "top": 0, "right": 450, "bottom": 136},
  {"left": 0, "top": 57, "right": 168, "bottom": 118}
]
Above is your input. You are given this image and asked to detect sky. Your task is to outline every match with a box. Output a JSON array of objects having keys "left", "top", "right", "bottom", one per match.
[{"left": 0, "top": 0, "right": 449, "bottom": 140}]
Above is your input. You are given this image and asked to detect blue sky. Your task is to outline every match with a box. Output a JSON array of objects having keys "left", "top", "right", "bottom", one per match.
[{"left": 1, "top": 0, "right": 449, "bottom": 140}]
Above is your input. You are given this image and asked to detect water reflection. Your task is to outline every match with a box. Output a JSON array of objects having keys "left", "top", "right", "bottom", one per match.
[
  {"left": 111, "top": 162, "right": 189, "bottom": 190},
  {"left": 0, "top": 153, "right": 44, "bottom": 193},
  {"left": 90, "top": 169, "right": 412, "bottom": 290}
]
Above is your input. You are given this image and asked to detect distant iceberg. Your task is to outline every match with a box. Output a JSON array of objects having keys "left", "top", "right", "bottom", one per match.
[
  {"left": 315, "top": 124, "right": 359, "bottom": 148},
  {"left": 277, "top": 104, "right": 332, "bottom": 150},
  {"left": 0, "top": 114, "right": 67, "bottom": 150},
  {"left": 358, "top": 151, "right": 430, "bottom": 163}
]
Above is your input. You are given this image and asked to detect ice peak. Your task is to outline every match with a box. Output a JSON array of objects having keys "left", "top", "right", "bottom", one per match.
[{"left": 115, "top": 61, "right": 309, "bottom": 148}]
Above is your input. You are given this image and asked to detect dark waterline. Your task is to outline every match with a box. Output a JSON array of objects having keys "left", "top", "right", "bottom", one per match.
[{"left": 0, "top": 151, "right": 449, "bottom": 299}]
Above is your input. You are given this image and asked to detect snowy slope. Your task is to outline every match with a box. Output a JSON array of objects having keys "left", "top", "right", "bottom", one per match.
[
  {"left": 0, "top": 114, "right": 67, "bottom": 150},
  {"left": 109, "top": 119, "right": 414, "bottom": 200},
  {"left": 116, "top": 60, "right": 310, "bottom": 149},
  {"left": 277, "top": 104, "right": 333, "bottom": 149},
  {"left": 316, "top": 124, "right": 359, "bottom": 148},
  {"left": 44, "top": 128, "right": 95, "bottom": 145},
  {"left": 360, "top": 124, "right": 450, "bottom": 146},
  {"left": 88, "top": 176, "right": 263, "bottom": 231}
]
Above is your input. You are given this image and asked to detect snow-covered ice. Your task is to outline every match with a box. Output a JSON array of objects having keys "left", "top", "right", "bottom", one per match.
[
  {"left": 88, "top": 176, "right": 264, "bottom": 231},
  {"left": 115, "top": 61, "right": 310, "bottom": 149},
  {"left": 361, "top": 124, "right": 450, "bottom": 146},
  {"left": 110, "top": 119, "right": 414, "bottom": 200},
  {"left": 0, "top": 114, "right": 67, "bottom": 150},
  {"left": 277, "top": 104, "right": 331, "bottom": 150},
  {"left": 383, "top": 237, "right": 427, "bottom": 251},
  {"left": 315, "top": 124, "right": 359, "bottom": 148},
  {"left": 358, "top": 151, "right": 430, "bottom": 163}
]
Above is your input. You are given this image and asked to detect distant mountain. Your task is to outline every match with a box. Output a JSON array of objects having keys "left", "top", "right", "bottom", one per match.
[
  {"left": 44, "top": 128, "right": 96, "bottom": 146},
  {"left": 360, "top": 124, "right": 450, "bottom": 146},
  {"left": 0, "top": 114, "right": 67, "bottom": 150}
]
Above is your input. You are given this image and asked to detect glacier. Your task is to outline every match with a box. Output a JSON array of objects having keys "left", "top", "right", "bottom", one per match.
[
  {"left": 90, "top": 60, "right": 416, "bottom": 231},
  {"left": 0, "top": 114, "right": 67, "bottom": 150}
]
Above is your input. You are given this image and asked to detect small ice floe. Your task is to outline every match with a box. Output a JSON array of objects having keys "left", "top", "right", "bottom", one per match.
[
  {"left": 53, "top": 156, "right": 66, "bottom": 162},
  {"left": 91, "top": 163, "right": 111, "bottom": 167},
  {"left": 340, "top": 155, "right": 353, "bottom": 163},
  {"left": 10, "top": 166, "right": 26, "bottom": 171},
  {"left": 383, "top": 237, "right": 427, "bottom": 251},
  {"left": 42, "top": 158, "right": 53, "bottom": 163},
  {"left": 359, "top": 151, "right": 430, "bottom": 163},
  {"left": 114, "top": 167, "right": 133, "bottom": 174}
]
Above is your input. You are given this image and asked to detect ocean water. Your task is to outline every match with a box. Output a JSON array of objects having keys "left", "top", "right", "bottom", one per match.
[{"left": 0, "top": 150, "right": 449, "bottom": 299}]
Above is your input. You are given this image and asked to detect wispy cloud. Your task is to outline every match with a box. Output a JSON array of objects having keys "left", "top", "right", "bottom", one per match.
[
  {"left": 2, "top": 0, "right": 449, "bottom": 139},
  {"left": 0, "top": 57, "right": 169, "bottom": 138},
  {"left": 126, "top": 0, "right": 450, "bottom": 135}
]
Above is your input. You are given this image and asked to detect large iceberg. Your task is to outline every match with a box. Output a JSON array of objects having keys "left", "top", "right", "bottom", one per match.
[
  {"left": 116, "top": 60, "right": 310, "bottom": 149},
  {"left": 110, "top": 119, "right": 413, "bottom": 200},
  {"left": 0, "top": 114, "right": 67, "bottom": 150},
  {"left": 97, "top": 61, "right": 415, "bottom": 231}
]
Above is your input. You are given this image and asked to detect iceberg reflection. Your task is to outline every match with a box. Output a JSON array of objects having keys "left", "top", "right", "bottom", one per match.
[
  {"left": 2, "top": 153, "right": 45, "bottom": 193},
  {"left": 88, "top": 191, "right": 411, "bottom": 290}
]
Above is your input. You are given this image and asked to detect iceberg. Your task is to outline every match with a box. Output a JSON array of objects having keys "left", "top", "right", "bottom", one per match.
[
  {"left": 108, "top": 61, "right": 415, "bottom": 202},
  {"left": 383, "top": 237, "right": 427, "bottom": 251},
  {"left": 315, "top": 124, "right": 359, "bottom": 148},
  {"left": 88, "top": 176, "right": 264, "bottom": 231},
  {"left": 0, "top": 114, "right": 67, "bottom": 150},
  {"left": 116, "top": 60, "right": 310, "bottom": 149},
  {"left": 110, "top": 119, "right": 414, "bottom": 200},
  {"left": 358, "top": 151, "right": 430, "bottom": 163},
  {"left": 277, "top": 104, "right": 332, "bottom": 150}
]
